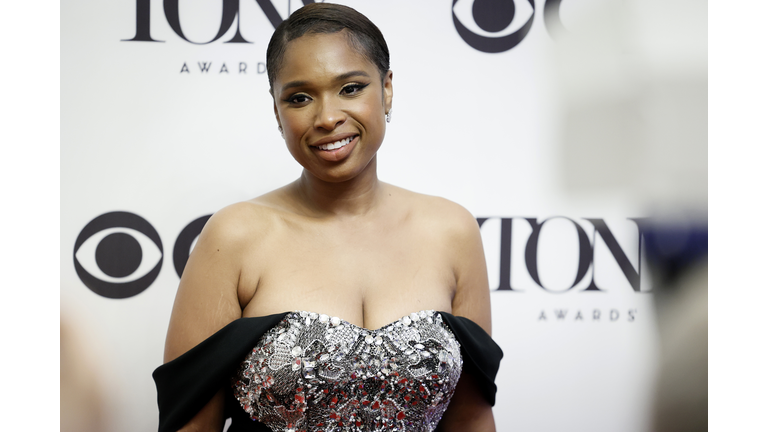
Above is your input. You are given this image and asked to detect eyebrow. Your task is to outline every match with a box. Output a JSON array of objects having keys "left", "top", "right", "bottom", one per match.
[{"left": 280, "top": 70, "right": 371, "bottom": 93}]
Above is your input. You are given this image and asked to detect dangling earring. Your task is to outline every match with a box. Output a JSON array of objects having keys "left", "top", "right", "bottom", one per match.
[
  {"left": 386, "top": 109, "right": 392, "bottom": 123},
  {"left": 278, "top": 125, "right": 284, "bottom": 137}
]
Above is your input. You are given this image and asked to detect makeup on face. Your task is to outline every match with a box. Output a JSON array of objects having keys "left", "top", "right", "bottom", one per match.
[{"left": 272, "top": 32, "right": 392, "bottom": 181}]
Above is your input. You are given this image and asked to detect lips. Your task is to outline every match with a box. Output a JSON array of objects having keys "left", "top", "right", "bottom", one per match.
[
  {"left": 314, "top": 136, "right": 353, "bottom": 151},
  {"left": 309, "top": 134, "right": 359, "bottom": 162}
]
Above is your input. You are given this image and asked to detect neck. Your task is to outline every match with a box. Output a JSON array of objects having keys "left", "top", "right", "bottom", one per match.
[{"left": 294, "top": 157, "right": 383, "bottom": 218}]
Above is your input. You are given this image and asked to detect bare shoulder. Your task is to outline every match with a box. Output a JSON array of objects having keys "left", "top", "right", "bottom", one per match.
[
  {"left": 199, "top": 192, "right": 292, "bottom": 250},
  {"left": 164, "top": 194, "right": 291, "bottom": 359},
  {"left": 385, "top": 184, "right": 491, "bottom": 332},
  {"left": 385, "top": 184, "right": 479, "bottom": 239}
]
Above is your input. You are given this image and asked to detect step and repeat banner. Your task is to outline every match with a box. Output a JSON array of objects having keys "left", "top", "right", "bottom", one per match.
[{"left": 62, "top": 1, "right": 666, "bottom": 431}]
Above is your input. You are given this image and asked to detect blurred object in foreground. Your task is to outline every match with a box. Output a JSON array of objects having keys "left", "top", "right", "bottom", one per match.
[
  {"left": 550, "top": 0, "right": 707, "bottom": 430},
  {"left": 551, "top": 0, "right": 707, "bottom": 211},
  {"left": 644, "top": 220, "right": 707, "bottom": 432},
  {"left": 61, "top": 316, "right": 108, "bottom": 432}
]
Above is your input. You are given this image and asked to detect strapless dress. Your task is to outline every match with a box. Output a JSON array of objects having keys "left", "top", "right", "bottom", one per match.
[{"left": 153, "top": 310, "right": 502, "bottom": 432}]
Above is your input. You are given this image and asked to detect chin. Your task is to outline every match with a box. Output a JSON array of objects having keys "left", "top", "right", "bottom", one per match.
[
  {"left": 309, "top": 159, "right": 376, "bottom": 184},
  {"left": 314, "top": 169, "right": 364, "bottom": 184}
]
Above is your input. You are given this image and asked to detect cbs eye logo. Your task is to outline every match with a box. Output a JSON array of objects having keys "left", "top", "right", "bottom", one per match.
[
  {"left": 452, "top": 0, "right": 566, "bottom": 53},
  {"left": 73, "top": 211, "right": 211, "bottom": 299}
]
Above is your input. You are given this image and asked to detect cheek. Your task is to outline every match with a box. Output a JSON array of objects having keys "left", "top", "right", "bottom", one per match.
[
  {"left": 357, "top": 98, "right": 386, "bottom": 129},
  {"left": 282, "top": 113, "right": 311, "bottom": 138}
]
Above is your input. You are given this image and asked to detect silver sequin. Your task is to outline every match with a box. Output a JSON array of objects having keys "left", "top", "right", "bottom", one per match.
[{"left": 232, "top": 310, "right": 463, "bottom": 432}]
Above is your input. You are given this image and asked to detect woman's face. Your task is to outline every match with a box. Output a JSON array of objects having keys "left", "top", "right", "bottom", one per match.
[{"left": 272, "top": 31, "right": 393, "bottom": 183}]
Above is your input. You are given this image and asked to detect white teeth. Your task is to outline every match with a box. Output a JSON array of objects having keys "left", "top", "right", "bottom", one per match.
[{"left": 316, "top": 137, "right": 352, "bottom": 150}]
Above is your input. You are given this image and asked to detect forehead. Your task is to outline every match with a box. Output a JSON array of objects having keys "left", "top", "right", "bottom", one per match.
[{"left": 276, "top": 32, "right": 377, "bottom": 86}]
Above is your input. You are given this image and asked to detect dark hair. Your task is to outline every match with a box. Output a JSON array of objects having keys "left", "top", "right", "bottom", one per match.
[{"left": 266, "top": 3, "right": 390, "bottom": 94}]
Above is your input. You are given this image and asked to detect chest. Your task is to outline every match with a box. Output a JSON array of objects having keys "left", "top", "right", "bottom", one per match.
[{"left": 238, "top": 218, "right": 455, "bottom": 326}]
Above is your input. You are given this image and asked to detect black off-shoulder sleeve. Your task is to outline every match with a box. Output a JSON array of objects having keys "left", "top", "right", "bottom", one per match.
[
  {"left": 152, "top": 313, "right": 287, "bottom": 432},
  {"left": 438, "top": 312, "right": 504, "bottom": 406}
]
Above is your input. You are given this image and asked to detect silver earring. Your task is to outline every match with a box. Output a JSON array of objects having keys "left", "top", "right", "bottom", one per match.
[
  {"left": 278, "top": 125, "right": 284, "bottom": 137},
  {"left": 386, "top": 109, "right": 392, "bottom": 123}
]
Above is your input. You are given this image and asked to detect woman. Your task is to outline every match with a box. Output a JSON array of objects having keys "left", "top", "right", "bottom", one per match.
[{"left": 154, "top": 4, "right": 502, "bottom": 432}]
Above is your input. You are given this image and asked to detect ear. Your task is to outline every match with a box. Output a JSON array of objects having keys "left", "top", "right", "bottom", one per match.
[{"left": 383, "top": 70, "right": 393, "bottom": 114}]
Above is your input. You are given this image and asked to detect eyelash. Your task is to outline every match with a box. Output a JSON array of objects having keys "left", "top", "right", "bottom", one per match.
[
  {"left": 285, "top": 83, "right": 370, "bottom": 105},
  {"left": 341, "top": 83, "right": 369, "bottom": 95},
  {"left": 286, "top": 94, "right": 310, "bottom": 104}
]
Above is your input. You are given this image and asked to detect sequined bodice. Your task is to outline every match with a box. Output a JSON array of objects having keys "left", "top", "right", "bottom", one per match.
[{"left": 232, "top": 310, "right": 463, "bottom": 432}]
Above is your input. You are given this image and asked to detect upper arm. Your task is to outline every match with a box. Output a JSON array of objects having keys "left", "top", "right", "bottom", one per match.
[
  {"left": 163, "top": 205, "right": 254, "bottom": 363},
  {"left": 442, "top": 202, "right": 492, "bottom": 335},
  {"left": 436, "top": 200, "right": 496, "bottom": 431},
  {"left": 161, "top": 204, "right": 259, "bottom": 432}
]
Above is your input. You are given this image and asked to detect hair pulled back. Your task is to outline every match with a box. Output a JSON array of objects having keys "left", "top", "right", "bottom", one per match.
[{"left": 266, "top": 3, "right": 390, "bottom": 94}]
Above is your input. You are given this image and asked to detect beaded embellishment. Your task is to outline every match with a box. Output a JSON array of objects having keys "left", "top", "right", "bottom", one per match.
[{"left": 232, "top": 310, "right": 463, "bottom": 432}]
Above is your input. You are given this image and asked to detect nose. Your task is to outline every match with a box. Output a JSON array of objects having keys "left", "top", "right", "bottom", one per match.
[{"left": 313, "top": 97, "right": 346, "bottom": 131}]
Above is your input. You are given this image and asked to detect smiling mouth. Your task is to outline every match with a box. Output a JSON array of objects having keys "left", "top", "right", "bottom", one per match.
[{"left": 313, "top": 136, "right": 355, "bottom": 151}]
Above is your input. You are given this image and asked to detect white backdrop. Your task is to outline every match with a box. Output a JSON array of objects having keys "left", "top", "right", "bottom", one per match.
[{"left": 61, "top": 1, "right": 665, "bottom": 431}]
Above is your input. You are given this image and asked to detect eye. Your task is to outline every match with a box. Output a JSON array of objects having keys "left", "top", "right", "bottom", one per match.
[
  {"left": 73, "top": 211, "right": 163, "bottom": 299},
  {"left": 287, "top": 93, "right": 311, "bottom": 105},
  {"left": 341, "top": 83, "right": 369, "bottom": 96},
  {"left": 452, "top": 0, "right": 536, "bottom": 53}
]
